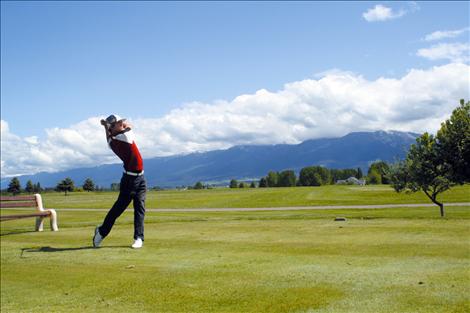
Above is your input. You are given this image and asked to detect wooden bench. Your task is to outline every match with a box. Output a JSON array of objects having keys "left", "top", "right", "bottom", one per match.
[{"left": 0, "top": 194, "right": 58, "bottom": 231}]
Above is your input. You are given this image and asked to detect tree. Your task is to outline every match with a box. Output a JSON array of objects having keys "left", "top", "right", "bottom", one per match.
[
  {"left": 389, "top": 100, "right": 470, "bottom": 217},
  {"left": 299, "top": 166, "right": 331, "bottom": 186},
  {"left": 436, "top": 99, "right": 470, "bottom": 184},
  {"left": 194, "top": 181, "right": 204, "bottom": 190},
  {"left": 83, "top": 178, "right": 95, "bottom": 192},
  {"left": 250, "top": 181, "right": 256, "bottom": 188},
  {"left": 7, "top": 177, "right": 21, "bottom": 195},
  {"left": 367, "top": 169, "right": 382, "bottom": 184},
  {"left": 299, "top": 167, "right": 315, "bottom": 186},
  {"left": 34, "top": 182, "right": 42, "bottom": 193},
  {"left": 356, "top": 167, "right": 363, "bottom": 179},
  {"left": 25, "top": 180, "right": 34, "bottom": 194},
  {"left": 278, "top": 170, "right": 296, "bottom": 187},
  {"left": 56, "top": 177, "right": 75, "bottom": 196},
  {"left": 258, "top": 177, "right": 267, "bottom": 188},
  {"left": 266, "top": 171, "right": 279, "bottom": 187},
  {"left": 389, "top": 133, "right": 452, "bottom": 217},
  {"left": 331, "top": 168, "right": 357, "bottom": 183},
  {"left": 368, "top": 161, "right": 390, "bottom": 184},
  {"left": 110, "top": 183, "right": 120, "bottom": 191},
  {"left": 229, "top": 179, "right": 238, "bottom": 188},
  {"left": 239, "top": 182, "right": 245, "bottom": 188}
]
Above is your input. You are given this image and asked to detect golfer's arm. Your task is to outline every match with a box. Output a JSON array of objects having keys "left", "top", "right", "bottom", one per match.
[{"left": 103, "top": 125, "right": 112, "bottom": 142}]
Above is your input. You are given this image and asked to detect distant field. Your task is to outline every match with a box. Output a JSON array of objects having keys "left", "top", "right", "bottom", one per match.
[
  {"left": 1, "top": 185, "right": 469, "bottom": 312},
  {"left": 36, "top": 184, "right": 470, "bottom": 210}
]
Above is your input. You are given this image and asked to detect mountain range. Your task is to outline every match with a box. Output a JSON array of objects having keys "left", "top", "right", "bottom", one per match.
[{"left": 1, "top": 131, "right": 419, "bottom": 189}]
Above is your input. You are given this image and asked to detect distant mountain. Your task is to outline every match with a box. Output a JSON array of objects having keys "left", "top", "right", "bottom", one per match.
[{"left": 1, "top": 131, "right": 419, "bottom": 188}]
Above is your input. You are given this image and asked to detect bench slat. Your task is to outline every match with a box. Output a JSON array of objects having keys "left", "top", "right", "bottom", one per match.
[
  {"left": 0, "top": 212, "right": 50, "bottom": 221},
  {"left": 0, "top": 201, "right": 37, "bottom": 208},
  {"left": 0, "top": 195, "right": 37, "bottom": 201}
]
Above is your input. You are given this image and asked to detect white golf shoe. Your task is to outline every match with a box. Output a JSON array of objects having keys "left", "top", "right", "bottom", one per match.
[
  {"left": 132, "top": 238, "right": 143, "bottom": 249},
  {"left": 93, "top": 226, "right": 103, "bottom": 248}
]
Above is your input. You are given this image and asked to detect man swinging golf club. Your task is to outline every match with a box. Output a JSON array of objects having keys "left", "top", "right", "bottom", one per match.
[{"left": 93, "top": 114, "right": 146, "bottom": 249}]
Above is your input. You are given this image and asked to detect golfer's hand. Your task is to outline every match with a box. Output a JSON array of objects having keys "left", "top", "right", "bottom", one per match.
[{"left": 123, "top": 122, "right": 132, "bottom": 130}]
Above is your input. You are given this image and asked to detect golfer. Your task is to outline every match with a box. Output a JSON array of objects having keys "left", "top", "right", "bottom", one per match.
[{"left": 93, "top": 114, "right": 146, "bottom": 249}]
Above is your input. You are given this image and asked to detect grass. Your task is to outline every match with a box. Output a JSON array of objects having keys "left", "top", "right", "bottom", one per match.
[
  {"left": 37, "top": 184, "right": 470, "bottom": 209},
  {"left": 1, "top": 185, "right": 470, "bottom": 312}
]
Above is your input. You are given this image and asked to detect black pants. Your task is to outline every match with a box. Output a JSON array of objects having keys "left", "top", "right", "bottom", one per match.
[{"left": 99, "top": 174, "right": 147, "bottom": 240}]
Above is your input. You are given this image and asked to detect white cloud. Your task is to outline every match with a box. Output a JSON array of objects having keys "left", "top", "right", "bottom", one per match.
[
  {"left": 363, "top": 5, "right": 402, "bottom": 22},
  {"left": 424, "top": 27, "right": 470, "bottom": 41},
  {"left": 0, "top": 118, "right": 116, "bottom": 177},
  {"left": 417, "top": 42, "right": 470, "bottom": 63},
  {"left": 1, "top": 63, "right": 469, "bottom": 177},
  {"left": 362, "top": 2, "right": 419, "bottom": 22}
]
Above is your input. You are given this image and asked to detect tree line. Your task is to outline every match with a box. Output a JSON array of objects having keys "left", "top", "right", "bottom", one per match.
[
  {"left": 5, "top": 177, "right": 98, "bottom": 196},
  {"left": 227, "top": 163, "right": 389, "bottom": 188}
]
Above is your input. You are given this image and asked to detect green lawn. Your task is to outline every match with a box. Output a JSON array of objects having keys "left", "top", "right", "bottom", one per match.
[
  {"left": 1, "top": 185, "right": 469, "bottom": 312},
  {"left": 38, "top": 184, "right": 470, "bottom": 209}
]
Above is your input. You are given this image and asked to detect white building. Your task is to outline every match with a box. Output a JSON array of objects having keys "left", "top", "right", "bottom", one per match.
[{"left": 336, "top": 176, "right": 366, "bottom": 186}]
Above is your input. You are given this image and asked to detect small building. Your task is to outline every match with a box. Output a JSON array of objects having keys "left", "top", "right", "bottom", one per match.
[{"left": 336, "top": 176, "right": 366, "bottom": 186}]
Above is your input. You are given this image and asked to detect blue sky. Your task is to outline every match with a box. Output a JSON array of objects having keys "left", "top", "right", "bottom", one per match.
[
  {"left": 2, "top": 1, "right": 468, "bottom": 137},
  {"left": 1, "top": 1, "right": 469, "bottom": 176}
]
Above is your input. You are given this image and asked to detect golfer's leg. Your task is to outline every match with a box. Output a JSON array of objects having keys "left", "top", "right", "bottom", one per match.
[
  {"left": 133, "top": 176, "right": 147, "bottom": 240},
  {"left": 100, "top": 190, "right": 132, "bottom": 238}
]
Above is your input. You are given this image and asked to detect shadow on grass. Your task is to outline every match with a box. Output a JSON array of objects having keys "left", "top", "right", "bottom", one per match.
[
  {"left": 1, "top": 230, "right": 38, "bottom": 237},
  {"left": 20, "top": 245, "right": 129, "bottom": 257}
]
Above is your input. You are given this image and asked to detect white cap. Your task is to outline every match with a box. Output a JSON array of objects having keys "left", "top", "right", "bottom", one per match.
[{"left": 105, "top": 114, "right": 126, "bottom": 125}]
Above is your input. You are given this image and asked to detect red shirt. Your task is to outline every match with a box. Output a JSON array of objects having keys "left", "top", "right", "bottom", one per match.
[{"left": 108, "top": 129, "right": 144, "bottom": 172}]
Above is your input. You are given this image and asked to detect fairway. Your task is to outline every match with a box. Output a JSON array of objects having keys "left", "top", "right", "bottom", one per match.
[{"left": 1, "top": 186, "right": 470, "bottom": 312}]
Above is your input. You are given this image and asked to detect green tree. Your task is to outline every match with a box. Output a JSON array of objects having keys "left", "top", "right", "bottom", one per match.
[
  {"left": 229, "top": 179, "right": 238, "bottom": 188},
  {"left": 25, "top": 180, "right": 34, "bottom": 194},
  {"left": 250, "top": 181, "right": 256, "bottom": 188},
  {"left": 194, "top": 181, "right": 204, "bottom": 189},
  {"left": 83, "top": 178, "right": 95, "bottom": 192},
  {"left": 238, "top": 182, "right": 245, "bottom": 188},
  {"left": 331, "top": 168, "right": 357, "bottom": 183},
  {"left": 266, "top": 171, "right": 279, "bottom": 187},
  {"left": 368, "top": 161, "right": 390, "bottom": 184},
  {"left": 389, "top": 133, "right": 452, "bottom": 217},
  {"left": 56, "top": 177, "right": 75, "bottom": 196},
  {"left": 367, "top": 169, "right": 382, "bottom": 184},
  {"left": 278, "top": 170, "right": 296, "bottom": 187},
  {"left": 7, "top": 177, "right": 21, "bottom": 195},
  {"left": 258, "top": 177, "right": 267, "bottom": 188},
  {"left": 299, "top": 166, "right": 331, "bottom": 186},
  {"left": 33, "top": 182, "right": 42, "bottom": 193},
  {"left": 299, "top": 167, "right": 315, "bottom": 186},
  {"left": 436, "top": 99, "right": 470, "bottom": 184},
  {"left": 356, "top": 167, "right": 363, "bottom": 179}
]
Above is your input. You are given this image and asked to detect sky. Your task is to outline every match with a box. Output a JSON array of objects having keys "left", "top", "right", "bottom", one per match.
[{"left": 1, "top": 1, "right": 469, "bottom": 177}]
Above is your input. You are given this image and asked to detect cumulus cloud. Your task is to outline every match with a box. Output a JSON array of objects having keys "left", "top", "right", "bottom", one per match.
[
  {"left": 1, "top": 63, "right": 469, "bottom": 177},
  {"left": 424, "top": 27, "right": 470, "bottom": 41},
  {"left": 362, "top": 2, "right": 418, "bottom": 22},
  {"left": 1, "top": 118, "right": 116, "bottom": 177},
  {"left": 417, "top": 43, "right": 470, "bottom": 63}
]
